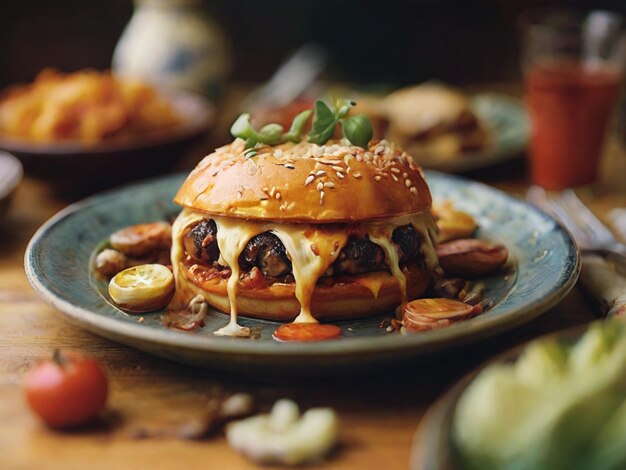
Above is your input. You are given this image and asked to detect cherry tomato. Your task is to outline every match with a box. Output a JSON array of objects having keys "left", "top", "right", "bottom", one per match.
[
  {"left": 273, "top": 323, "right": 342, "bottom": 342},
  {"left": 24, "top": 350, "right": 108, "bottom": 428}
]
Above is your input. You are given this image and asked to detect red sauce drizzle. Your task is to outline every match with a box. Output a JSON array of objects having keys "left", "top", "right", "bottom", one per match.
[{"left": 273, "top": 323, "right": 342, "bottom": 342}]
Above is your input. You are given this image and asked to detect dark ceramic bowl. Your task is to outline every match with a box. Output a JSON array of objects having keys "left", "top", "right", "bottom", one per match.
[{"left": 0, "top": 88, "right": 214, "bottom": 195}]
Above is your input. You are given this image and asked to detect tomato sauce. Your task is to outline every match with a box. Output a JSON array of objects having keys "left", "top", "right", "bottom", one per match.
[
  {"left": 273, "top": 323, "right": 342, "bottom": 342},
  {"left": 525, "top": 62, "right": 622, "bottom": 190}
]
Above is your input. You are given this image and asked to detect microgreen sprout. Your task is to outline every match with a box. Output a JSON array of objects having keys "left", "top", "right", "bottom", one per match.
[{"left": 230, "top": 98, "right": 373, "bottom": 149}]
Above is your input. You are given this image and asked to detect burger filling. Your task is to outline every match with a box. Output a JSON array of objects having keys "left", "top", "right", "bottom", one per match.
[{"left": 183, "top": 219, "right": 424, "bottom": 283}]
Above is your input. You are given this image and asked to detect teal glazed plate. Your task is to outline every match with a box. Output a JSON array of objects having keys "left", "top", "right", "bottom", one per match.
[
  {"left": 25, "top": 172, "right": 579, "bottom": 374},
  {"left": 412, "top": 93, "right": 530, "bottom": 173}
]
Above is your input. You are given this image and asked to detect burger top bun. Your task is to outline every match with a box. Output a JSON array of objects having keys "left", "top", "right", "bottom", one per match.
[{"left": 174, "top": 138, "right": 432, "bottom": 223}]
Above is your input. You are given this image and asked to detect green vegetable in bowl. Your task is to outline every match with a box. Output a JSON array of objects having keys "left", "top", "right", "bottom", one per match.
[{"left": 453, "top": 320, "right": 626, "bottom": 470}]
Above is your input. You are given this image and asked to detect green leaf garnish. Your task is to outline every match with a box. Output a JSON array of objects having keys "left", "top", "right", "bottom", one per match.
[
  {"left": 307, "top": 101, "right": 338, "bottom": 145},
  {"left": 283, "top": 109, "right": 312, "bottom": 142},
  {"left": 258, "top": 123, "right": 284, "bottom": 145},
  {"left": 230, "top": 113, "right": 255, "bottom": 139},
  {"left": 231, "top": 98, "right": 373, "bottom": 151},
  {"left": 341, "top": 114, "right": 373, "bottom": 148}
]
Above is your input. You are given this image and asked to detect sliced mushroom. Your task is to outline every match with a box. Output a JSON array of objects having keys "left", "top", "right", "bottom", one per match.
[{"left": 436, "top": 239, "right": 508, "bottom": 278}]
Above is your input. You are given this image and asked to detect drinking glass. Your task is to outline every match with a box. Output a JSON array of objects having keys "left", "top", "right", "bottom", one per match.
[{"left": 519, "top": 8, "right": 626, "bottom": 190}]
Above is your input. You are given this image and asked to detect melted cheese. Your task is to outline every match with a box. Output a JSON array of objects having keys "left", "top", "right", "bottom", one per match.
[
  {"left": 212, "top": 217, "right": 268, "bottom": 336},
  {"left": 171, "top": 209, "right": 438, "bottom": 336},
  {"left": 272, "top": 226, "right": 348, "bottom": 323}
]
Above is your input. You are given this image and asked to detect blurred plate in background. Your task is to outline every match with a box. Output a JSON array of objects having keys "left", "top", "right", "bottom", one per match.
[
  {"left": 0, "top": 88, "right": 214, "bottom": 195},
  {"left": 408, "top": 93, "right": 529, "bottom": 173}
]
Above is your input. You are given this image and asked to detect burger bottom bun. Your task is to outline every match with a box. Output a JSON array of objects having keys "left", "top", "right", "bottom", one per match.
[{"left": 177, "top": 264, "right": 431, "bottom": 322}]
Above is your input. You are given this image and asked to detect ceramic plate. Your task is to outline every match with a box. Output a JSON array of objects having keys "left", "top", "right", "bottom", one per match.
[
  {"left": 25, "top": 172, "right": 579, "bottom": 374},
  {"left": 409, "top": 93, "right": 529, "bottom": 173}
]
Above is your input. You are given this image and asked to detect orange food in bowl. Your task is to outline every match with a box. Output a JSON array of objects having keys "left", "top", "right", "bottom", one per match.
[{"left": 0, "top": 68, "right": 181, "bottom": 143}]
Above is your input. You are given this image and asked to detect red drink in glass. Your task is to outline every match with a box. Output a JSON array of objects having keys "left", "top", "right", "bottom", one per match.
[{"left": 525, "top": 62, "right": 622, "bottom": 190}]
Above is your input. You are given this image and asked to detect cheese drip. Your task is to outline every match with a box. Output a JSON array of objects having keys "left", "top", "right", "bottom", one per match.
[
  {"left": 366, "top": 212, "right": 439, "bottom": 302},
  {"left": 212, "top": 217, "right": 269, "bottom": 337},
  {"left": 170, "top": 209, "right": 438, "bottom": 336},
  {"left": 272, "top": 227, "right": 348, "bottom": 323},
  {"left": 170, "top": 209, "right": 208, "bottom": 309}
]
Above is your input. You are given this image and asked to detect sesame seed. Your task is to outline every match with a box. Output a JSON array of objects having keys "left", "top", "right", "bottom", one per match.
[
  {"left": 316, "top": 181, "right": 324, "bottom": 191},
  {"left": 391, "top": 167, "right": 400, "bottom": 174},
  {"left": 356, "top": 155, "right": 363, "bottom": 162},
  {"left": 237, "top": 191, "right": 243, "bottom": 199},
  {"left": 319, "top": 190, "right": 325, "bottom": 205},
  {"left": 403, "top": 172, "right": 408, "bottom": 178},
  {"left": 375, "top": 146, "right": 384, "bottom": 155},
  {"left": 269, "top": 186, "right": 276, "bottom": 197},
  {"left": 324, "top": 181, "right": 335, "bottom": 189},
  {"left": 316, "top": 170, "right": 326, "bottom": 176},
  {"left": 336, "top": 172, "right": 345, "bottom": 179},
  {"left": 284, "top": 163, "right": 295, "bottom": 170},
  {"left": 346, "top": 167, "right": 352, "bottom": 174},
  {"left": 317, "top": 158, "right": 341, "bottom": 165},
  {"left": 374, "top": 175, "right": 381, "bottom": 182},
  {"left": 331, "top": 165, "right": 343, "bottom": 172},
  {"left": 344, "top": 155, "right": 354, "bottom": 166},
  {"left": 275, "top": 192, "right": 281, "bottom": 200},
  {"left": 304, "top": 175, "right": 315, "bottom": 186},
  {"left": 391, "top": 174, "right": 399, "bottom": 182},
  {"left": 410, "top": 187, "right": 418, "bottom": 196},
  {"left": 262, "top": 187, "right": 269, "bottom": 193},
  {"left": 353, "top": 172, "right": 362, "bottom": 179},
  {"left": 405, "top": 179, "right": 412, "bottom": 188}
]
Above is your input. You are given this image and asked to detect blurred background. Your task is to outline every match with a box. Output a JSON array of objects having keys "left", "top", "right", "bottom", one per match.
[
  {"left": 2, "top": 0, "right": 626, "bottom": 199},
  {"left": 2, "top": 0, "right": 625, "bottom": 89}
]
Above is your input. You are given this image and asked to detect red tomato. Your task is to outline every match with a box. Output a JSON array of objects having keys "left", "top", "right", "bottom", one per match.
[
  {"left": 24, "top": 351, "right": 108, "bottom": 428},
  {"left": 273, "top": 323, "right": 342, "bottom": 342}
]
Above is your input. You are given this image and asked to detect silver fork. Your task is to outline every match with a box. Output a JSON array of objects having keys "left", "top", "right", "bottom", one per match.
[{"left": 527, "top": 186, "right": 626, "bottom": 266}]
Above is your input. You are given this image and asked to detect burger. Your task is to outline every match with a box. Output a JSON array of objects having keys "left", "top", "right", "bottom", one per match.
[{"left": 170, "top": 135, "right": 438, "bottom": 336}]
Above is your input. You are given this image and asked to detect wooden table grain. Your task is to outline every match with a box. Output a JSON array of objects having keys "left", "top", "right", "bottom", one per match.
[{"left": 1, "top": 122, "right": 625, "bottom": 470}]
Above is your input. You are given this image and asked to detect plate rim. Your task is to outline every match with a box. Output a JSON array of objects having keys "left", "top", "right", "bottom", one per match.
[{"left": 24, "top": 171, "right": 580, "bottom": 358}]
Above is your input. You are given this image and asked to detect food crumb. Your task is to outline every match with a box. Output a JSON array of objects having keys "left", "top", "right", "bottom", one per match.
[{"left": 138, "top": 317, "right": 145, "bottom": 323}]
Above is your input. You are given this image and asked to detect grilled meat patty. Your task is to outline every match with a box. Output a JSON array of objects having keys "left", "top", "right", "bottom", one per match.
[
  {"left": 238, "top": 232, "right": 292, "bottom": 278},
  {"left": 392, "top": 225, "right": 421, "bottom": 264},
  {"left": 333, "top": 236, "right": 385, "bottom": 274},
  {"left": 183, "top": 219, "right": 219, "bottom": 263},
  {"left": 184, "top": 220, "right": 423, "bottom": 278}
]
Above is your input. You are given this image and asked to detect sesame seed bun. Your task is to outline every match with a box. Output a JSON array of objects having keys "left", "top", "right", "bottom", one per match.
[
  {"left": 179, "top": 263, "right": 430, "bottom": 322},
  {"left": 174, "top": 138, "right": 432, "bottom": 223}
]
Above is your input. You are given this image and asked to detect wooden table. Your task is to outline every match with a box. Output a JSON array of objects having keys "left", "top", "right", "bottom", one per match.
[{"left": 1, "top": 115, "right": 625, "bottom": 470}]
